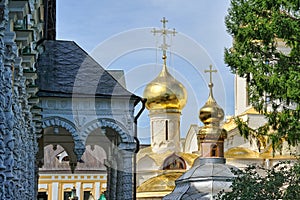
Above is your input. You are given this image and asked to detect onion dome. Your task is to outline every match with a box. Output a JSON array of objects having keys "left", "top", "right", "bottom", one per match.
[
  {"left": 199, "top": 66, "right": 224, "bottom": 125},
  {"left": 143, "top": 63, "right": 187, "bottom": 111},
  {"left": 199, "top": 83, "right": 224, "bottom": 124}
]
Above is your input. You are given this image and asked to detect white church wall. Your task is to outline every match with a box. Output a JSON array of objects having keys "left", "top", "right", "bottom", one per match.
[{"left": 235, "top": 75, "right": 251, "bottom": 116}]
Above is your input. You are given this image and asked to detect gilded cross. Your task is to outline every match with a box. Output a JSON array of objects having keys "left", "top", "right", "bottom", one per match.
[
  {"left": 204, "top": 65, "right": 217, "bottom": 85},
  {"left": 152, "top": 17, "right": 177, "bottom": 63}
]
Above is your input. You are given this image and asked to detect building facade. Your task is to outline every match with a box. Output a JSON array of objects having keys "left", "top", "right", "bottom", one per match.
[{"left": 36, "top": 40, "right": 142, "bottom": 200}]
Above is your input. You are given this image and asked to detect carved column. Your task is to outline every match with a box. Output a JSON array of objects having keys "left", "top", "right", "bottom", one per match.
[
  {"left": 104, "top": 159, "right": 111, "bottom": 199},
  {"left": 120, "top": 150, "right": 134, "bottom": 199},
  {"left": 2, "top": 10, "right": 17, "bottom": 199},
  {"left": 103, "top": 142, "right": 122, "bottom": 200},
  {"left": 0, "top": 6, "right": 6, "bottom": 192},
  {"left": 73, "top": 141, "right": 86, "bottom": 162},
  {"left": 116, "top": 152, "right": 123, "bottom": 199},
  {"left": 12, "top": 57, "right": 23, "bottom": 200},
  {"left": 110, "top": 157, "right": 117, "bottom": 199}
]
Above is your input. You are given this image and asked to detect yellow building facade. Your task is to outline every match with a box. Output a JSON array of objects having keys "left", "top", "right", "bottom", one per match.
[
  {"left": 38, "top": 145, "right": 107, "bottom": 200},
  {"left": 38, "top": 174, "right": 107, "bottom": 200}
]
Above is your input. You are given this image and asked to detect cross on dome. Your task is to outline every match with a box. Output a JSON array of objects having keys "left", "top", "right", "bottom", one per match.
[
  {"left": 143, "top": 18, "right": 187, "bottom": 112},
  {"left": 204, "top": 65, "right": 217, "bottom": 86},
  {"left": 152, "top": 17, "right": 177, "bottom": 65},
  {"left": 204, "top": 65, "right": 217, "bottom": 96}
]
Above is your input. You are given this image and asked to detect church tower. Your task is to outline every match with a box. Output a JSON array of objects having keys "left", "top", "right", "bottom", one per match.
[
  {"left": 198, "top": 65, "right": 227, "bottom": 157},
  {"left": 164, "top": 66, "right": 235, "bottom": 200},
  {"left": 143, "top": 18, "right": 187, "bottom": 153}
]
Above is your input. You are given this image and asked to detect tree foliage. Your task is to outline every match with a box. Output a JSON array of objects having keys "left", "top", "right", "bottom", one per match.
[
  {"left": 225, "top": 0, "right": 300, "bottom": 149},
  {"left": 216, "top": 160, "right": 300, "bottom": 200}
]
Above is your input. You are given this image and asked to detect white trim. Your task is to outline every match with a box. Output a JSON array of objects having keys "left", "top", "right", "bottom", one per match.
[
  {"left": 52, "top": 182, "right": 59, "bottom": 200},
  {"left": 38, "top": 184, "right": 48, "bottom": 190}
]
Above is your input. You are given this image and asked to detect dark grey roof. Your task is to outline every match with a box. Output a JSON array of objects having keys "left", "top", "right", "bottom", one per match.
[
  {"left": 36, "top": 40, "right": 137, "bottom": 99},
  {"left": 107, "top": 70, "right": 126, "bottom": 88}
]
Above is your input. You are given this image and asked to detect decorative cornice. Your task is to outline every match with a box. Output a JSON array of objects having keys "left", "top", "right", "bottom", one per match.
[{"left": 42, "top": 116, "right": 79, "bottom": 140}]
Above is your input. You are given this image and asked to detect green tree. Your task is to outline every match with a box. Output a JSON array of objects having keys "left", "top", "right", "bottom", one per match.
[
  {"left": 225, "top": 0, "right": 300, "bottom": 149},
  {"left": 216, "top": 160, "right": 300, "bottom": 200}
]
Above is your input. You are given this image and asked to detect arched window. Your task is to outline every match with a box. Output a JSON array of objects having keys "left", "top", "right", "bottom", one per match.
[
  {"left": 211, "top": 144, "right": 218, "bottom": 157},
  {"left": 163, "top": 154, "right": 186, "bottom": 170}
]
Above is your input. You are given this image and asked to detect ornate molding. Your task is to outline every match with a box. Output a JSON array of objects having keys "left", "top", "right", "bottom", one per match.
[
  {"left": 42, "top": 116, "right": 79, "bottom": 140},
  {"left": 82, "top": 118, "right": 135, "bottom": 144},
  {"left": 42, "top": 116, "right": 86, "bottom": 162}
]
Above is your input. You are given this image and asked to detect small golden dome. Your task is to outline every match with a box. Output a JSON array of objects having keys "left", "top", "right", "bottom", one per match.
[
  {"left": 143, "top": 65, "right": 187, "bottom": 111},
  {"left": 199, "top": 83, "right": 224, "bottom": 124}
]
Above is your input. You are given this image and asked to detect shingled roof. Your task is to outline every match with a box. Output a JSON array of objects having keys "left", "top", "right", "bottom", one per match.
[{"left": 36, "top": 40, "right": 137, "bottom": 99}]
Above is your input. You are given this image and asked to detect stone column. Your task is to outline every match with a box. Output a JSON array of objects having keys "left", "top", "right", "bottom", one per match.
[
  {"left": 0, "top": 2, "right": 9, "bottom": 198},
  {"left": 104, "top": 159, "right": 111, "bottom": 199},
  {"left": 120, "top": 150, "right": 134, "bottom": 199},
  {"left": 12, "top": 57, "right": 23, "bottom": 200},
  {"left": 110, "top": 159, "right": 117, "bottom": 199},
  {"left": 104, "top": 157, "right": 118, "bottom": 200},
  {"left": 2, "top": 11, "right": 17, "bottom": 199},
  {"left": 116, "top": 153, "right": 123, "bottom": 199}
]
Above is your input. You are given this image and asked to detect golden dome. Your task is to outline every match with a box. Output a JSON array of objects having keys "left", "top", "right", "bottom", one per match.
[
  {"left": 137, "top": 172, "right": 183, "bottom": 193},
  {"left": 199, "top": 83, "right": 224, "bottom": 124},
  {"left": 143, "top": 64, "right": 187, "bottom": 111}
]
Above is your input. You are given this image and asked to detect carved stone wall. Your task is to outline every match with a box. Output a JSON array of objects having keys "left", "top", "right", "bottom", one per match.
[{"left": 0, "top": 0, "right": 44, "bottom": 198}]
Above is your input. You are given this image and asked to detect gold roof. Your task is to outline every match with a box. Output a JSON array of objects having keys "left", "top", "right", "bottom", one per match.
[
  {"left": 225, "top": 146, "right": 298, "bottom": 160},
  {"left": 143, "top": 64, "right": 187, "bottom": 111},
  {"left": 225, "top": 147, "right": 260, "bottom": 159},
  {"left": 222, "top": 117, "right": 237, "bottom": 132},
  {"left": 199, "top": 93, "right": 224, "bottom": 124},
  {"left": 177, "top": 152, "right": 199, "bottom": 166},
  {"left": 222, "top": 107, "right": 260, "bottom": 132},
  {"left": 259, "top": 144, "right": 298, "bottom": 159},
  {"left": 137, "top": 172, "right": 183, "bottom": 193},
  {"left": 241, "top": 107, "right": 260, "bottom": 115}
]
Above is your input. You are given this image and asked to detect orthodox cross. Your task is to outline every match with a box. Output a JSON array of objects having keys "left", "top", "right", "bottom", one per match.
[
  {"left": 152, "top": 17, "right": 177, "bottom": 64},
  {"left": 204, "top": 65, "right": 217, "bottom": 94},
  {"left": 205, "top": 65, "right": 217, "bottom": 84}
]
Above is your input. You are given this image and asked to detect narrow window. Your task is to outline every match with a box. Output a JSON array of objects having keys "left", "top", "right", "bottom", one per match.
[
  {"left": 165, "top": 120, "right": 168, "bottom": 140},
  {"left": 211, "top": 144, "right": 218, "bottom": 157},
  {"left": 151, "top": 121, "right": 154, "bottom": 142},
  {"left": 84, "top": 191, "right": 91, "bottom": 200},
  {"left": 63, "top": 191, "right": 72, "bottom": 200}
]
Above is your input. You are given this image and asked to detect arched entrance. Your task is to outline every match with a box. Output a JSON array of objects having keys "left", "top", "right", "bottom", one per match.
[
  {"left": 37, "top": 116, "right": 138, "bottom": 200},
  {"left": 82, "top": 119, "right": 137, "bottom": 199}
]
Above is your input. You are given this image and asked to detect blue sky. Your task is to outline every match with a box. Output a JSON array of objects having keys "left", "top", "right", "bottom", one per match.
[{"left": 57, "top": 0, "right": 234, "bottom": 143}]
